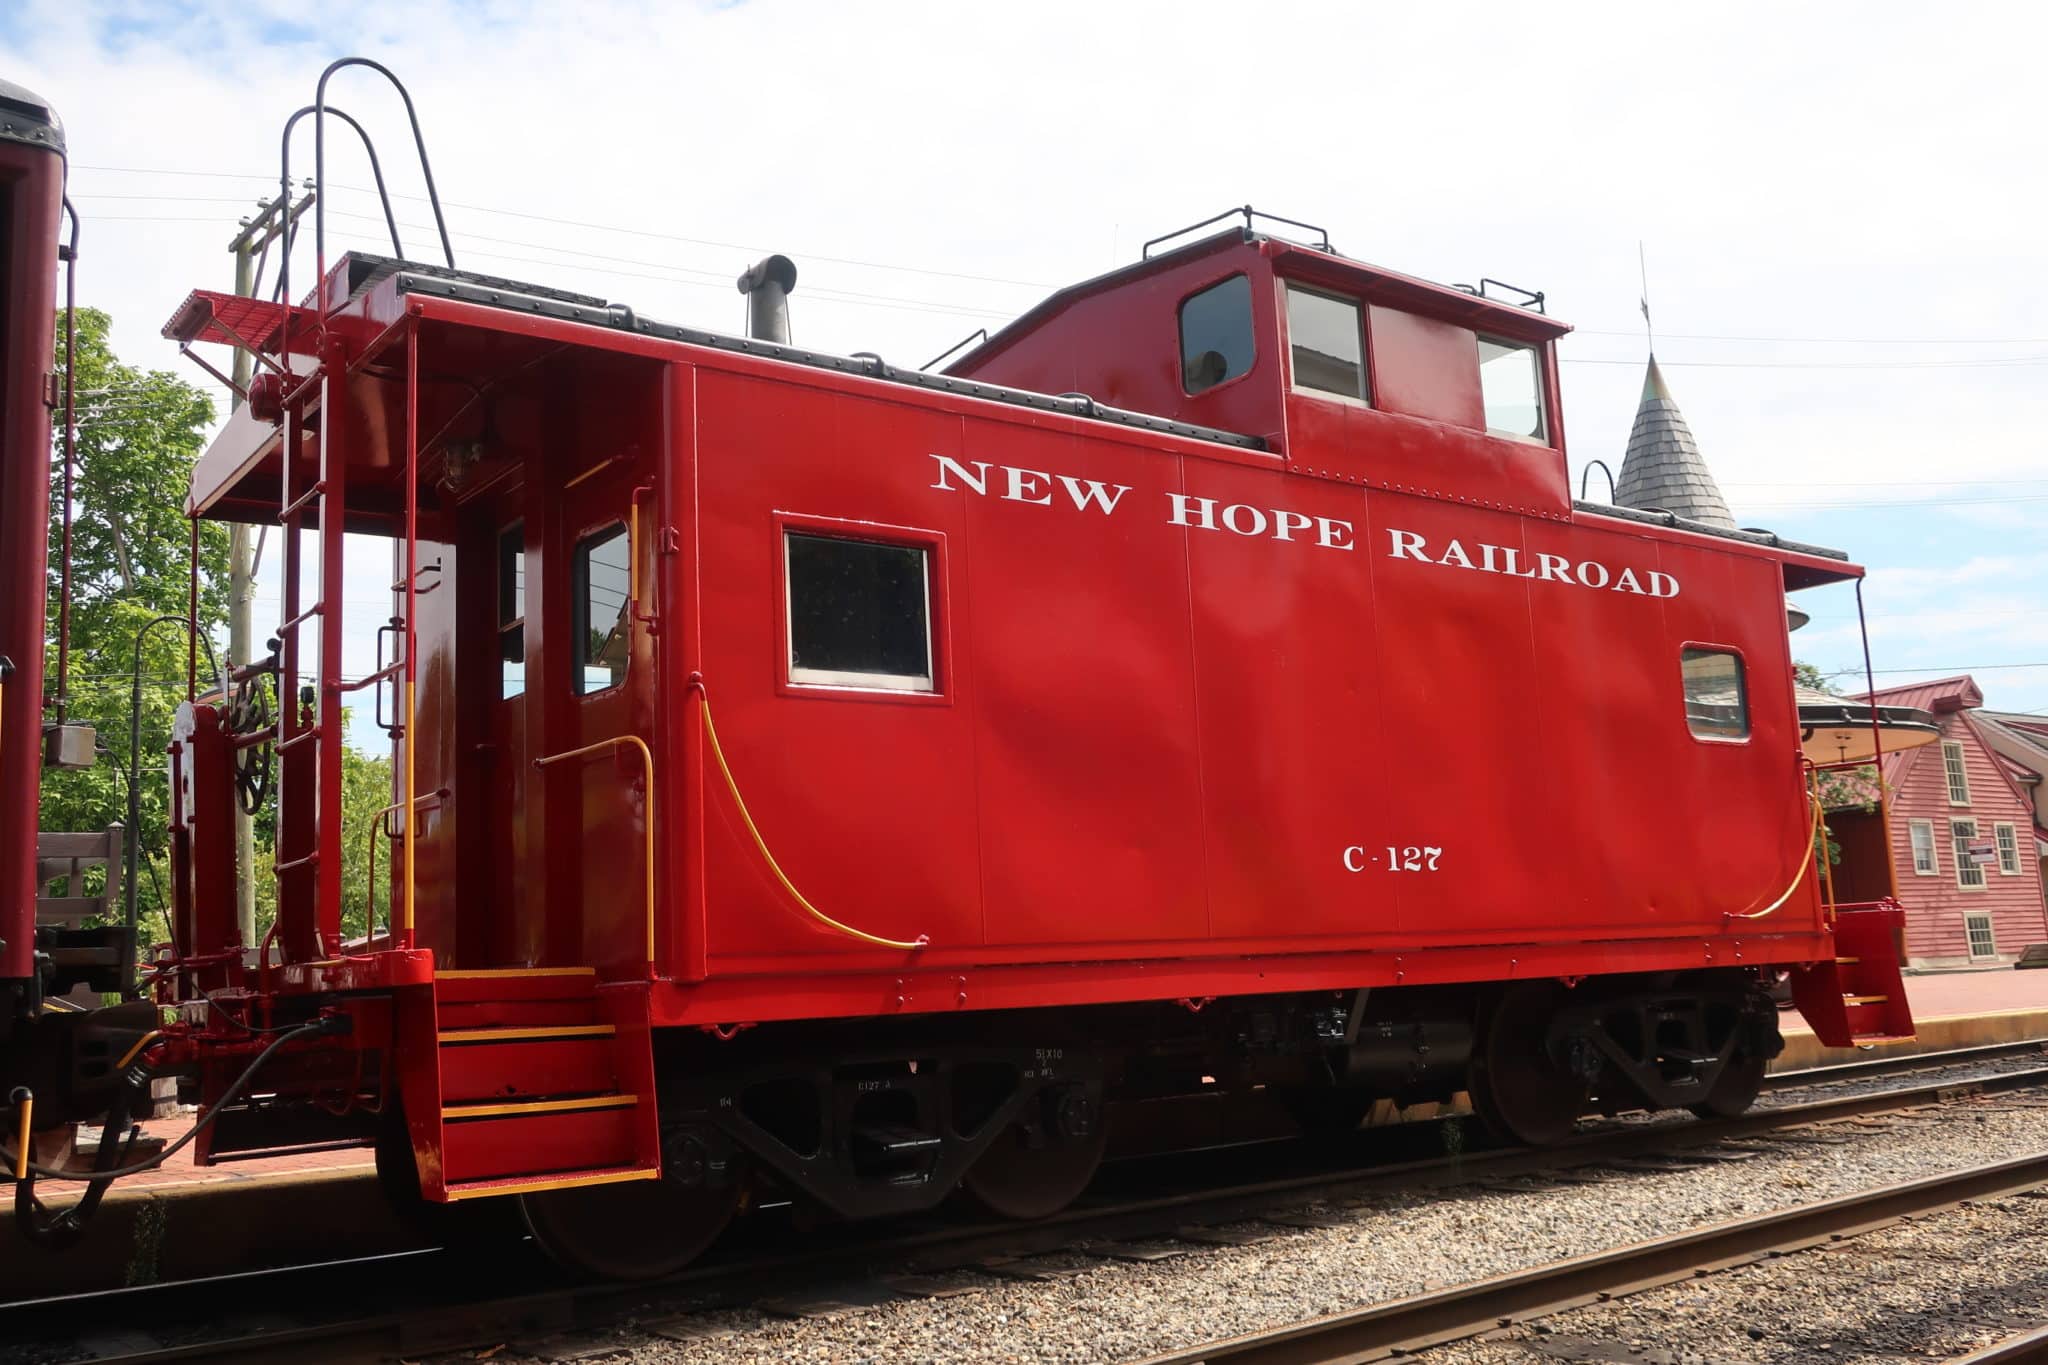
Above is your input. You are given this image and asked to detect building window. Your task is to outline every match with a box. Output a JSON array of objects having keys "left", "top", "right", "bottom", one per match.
[
  {"left": 498, "top": 521, "right": 525, "bottom": 700},
  {"left": 1477, "top": 336, "right": 1547, "bottom": 441},
  {"left": 1952, "top": 817, "right": 1987, "bottom": 890},
  {"left": 786, "top": 532, "right": 933, "bottom": 692},
  {"left": 572, "top": 523, "right": 631, "bottom": 695},
  {"left": 1285, "top": 285, "right": 1369, "bottom": 403},
  {"left": 1943, "top": 740, "right": 1971, "bottom": 805},
  {"left": 1909, "top": 819, "right": 1939, "bottom": 876},
  {"left": 1179, "top": 275, "right": 1255, "bottom": 395},
  {"left": 1680, "top": 646, "right": 1748, "bottom": 741},
  {"left": 1965, "top": 911, "right": 1998, "bottom": 961},
  {"left": 1995, "top": 822, "right": 2023, "bottom": 876}
]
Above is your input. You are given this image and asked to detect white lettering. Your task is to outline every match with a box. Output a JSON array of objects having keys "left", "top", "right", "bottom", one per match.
[
  {"left": 1004, "top": 466, "right": 1054, "bottom": 505},
  {"left": 1317, "top": 518, "right": 1355, "bottom": 551},
  {"left": 1222, "top": 503, "right": 1269, "bottom": 536},
  {"left": 1499, "top": 547, "right": 1538, "bottom": 579},
  {"left": 1536, "top": 553, "right": 1575, "bottom": 584},
  {"left": 1612, "top": 567, "right": 1645, "bottom": 595},
  {"left": 1387, "top": 529, "right": 1431, "bottom": 561},
  {"left": 1168, "top": 493, "right": 1219, "bottom": 531},
  {"left": 1647, "top": 571, "right": 1681, "bottom": 599},
  {"left": 929, "top": 454, "right": 992, "bottom": 495},
  {"left": 1343, "top": 846, "right": 1368, "bottom": 873},
  {"left": 1576, "top": 560, "right": 1611, "bottom": 589},
  {"left": 1057, "top": 475, "right": 1132, "bottom": 516},
  {"left": 1437, "top": 539, "right": 1475, "bottom": 570},
  {"left": 1272, "top": 510, "right": 1312, "bottom": 542}
]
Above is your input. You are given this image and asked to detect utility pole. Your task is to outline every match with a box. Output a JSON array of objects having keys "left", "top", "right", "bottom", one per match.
[{"left": 225, "top": 186, "right": 310, "bottom": 947}]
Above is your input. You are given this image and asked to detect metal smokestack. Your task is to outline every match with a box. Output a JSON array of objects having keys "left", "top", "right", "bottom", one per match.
[{"left": 737, "top": 254, "right": 798, "bottom": 344}]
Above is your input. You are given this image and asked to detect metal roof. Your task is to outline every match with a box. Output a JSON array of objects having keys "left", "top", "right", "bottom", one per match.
[{"left": 1614, "top": 356, "right": 1735, "bottom": 531}]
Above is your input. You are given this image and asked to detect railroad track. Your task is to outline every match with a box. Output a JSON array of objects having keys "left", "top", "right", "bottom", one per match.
[
  {"left": 13, "top": 1056, "right": 2048, "bottom": 1364},
  {"left": 1131, "top": 1148, "right": 2048, "bottom": 1365}
]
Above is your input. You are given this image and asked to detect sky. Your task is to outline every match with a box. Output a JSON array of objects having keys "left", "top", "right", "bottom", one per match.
[{"left": 8, "top": 0, "right": 2048, "bottom": 749}]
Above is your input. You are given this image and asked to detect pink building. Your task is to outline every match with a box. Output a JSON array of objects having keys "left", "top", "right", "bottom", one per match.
[{"left": 1857, "top": 676, "right": 2048, "bottom": 966}]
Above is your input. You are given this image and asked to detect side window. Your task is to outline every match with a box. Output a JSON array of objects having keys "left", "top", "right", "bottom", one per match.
[
  {"left": 786, "top": 532, "right": 933, "bottom": 692},
  {"left": 1952, "top": 818, "right": 1987, "bottom": 890},
  {"left": 1680, "top": 646, "right": 1748, "bottom": 741},
  {"left": 1942, "top": 739, "right": 1971, "bottom": 805},
  {"left": 1477, "top": 336, "right": 1546, "bottom": 441},
  {"left": 1179, "top": 274, "right": 1254, "bottom": 395},
  {"left": 1908, "top": 820, "right": 1938, "bottom": 876},
  {"left": 572, "top": 523, "right": 631, "bottom": 695},
  {"left": 497, "top": 521, "right": 525, "bottom": 700},
  {"left": 1285, "top": 285, "right": 1369, "bottom": 402}
]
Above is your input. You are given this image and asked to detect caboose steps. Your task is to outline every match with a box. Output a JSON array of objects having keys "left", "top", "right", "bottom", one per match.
[
  {"left": 1791, "top": 902, "right": 1917, "bottom": 1046},
  {"left": 420, "top": 968, "right": 661, "bottom": 1198}
]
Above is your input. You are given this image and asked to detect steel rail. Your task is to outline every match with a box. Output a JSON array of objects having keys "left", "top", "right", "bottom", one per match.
[
  {"left": 1765, "top": 1039, "right": 2048, "bottom": 1090},
  {"left": 19, "top": 1062, "right": 2048, "bottom": 1362},
  {"left": 1955, "top": 1324, "right": 2048, "bottom": 1363},
  {"left": 1131, "top": 1149, "right": 2048, "bottom": 1365}
]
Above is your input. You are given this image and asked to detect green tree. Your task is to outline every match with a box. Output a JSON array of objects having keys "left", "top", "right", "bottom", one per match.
[
  {"left": 40, "top": 308, "right": 225, "bottom": 942},
  {"left": 248, "top": 730, "right": 397, "bottom": 944}
]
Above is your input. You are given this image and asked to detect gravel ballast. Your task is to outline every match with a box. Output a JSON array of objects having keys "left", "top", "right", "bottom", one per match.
[{"left": 486, "top": 1086, "right": 2048, "bottom": 1364}]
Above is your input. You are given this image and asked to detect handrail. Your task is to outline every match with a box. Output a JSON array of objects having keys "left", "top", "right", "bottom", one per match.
[
  {"left": 1725, "top": 791, "right": 1825, "bottom": 922},
  {"left": 533, "top": 736, "right": 657, "bottom": 964},
  {"left": 693, "top": 686, "right": 928, "bottom": 952}
]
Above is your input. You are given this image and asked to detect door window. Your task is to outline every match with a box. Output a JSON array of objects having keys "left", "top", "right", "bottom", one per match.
[
  {"left": 573, "top": 523, "right": 632, "bottom": 695},
  {"left": 498, "top": 521, "right": 525, "bottom": 699}
]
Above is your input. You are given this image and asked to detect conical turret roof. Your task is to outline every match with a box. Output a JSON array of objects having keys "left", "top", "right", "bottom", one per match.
[{"left": 1614, "top": 355, "right": 1734, "bottom": 529}]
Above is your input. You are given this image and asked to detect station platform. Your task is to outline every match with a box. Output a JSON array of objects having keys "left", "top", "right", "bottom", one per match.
[
  {"left": 1774, "top": 964, "right": 2048, "bottom": 1070},
  {"left": 0, "top": 1130, "right": 404, "bottom": 1300}
]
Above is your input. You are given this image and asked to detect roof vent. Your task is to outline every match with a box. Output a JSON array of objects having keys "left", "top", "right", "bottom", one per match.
[{"left": 737, "top": 255, "right": 798, "bottom": 345}]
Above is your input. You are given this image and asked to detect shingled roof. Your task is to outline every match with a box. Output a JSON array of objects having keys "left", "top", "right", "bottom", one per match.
[{"left": 1614, "top": 355, "right": 1735, "bottom": 530}]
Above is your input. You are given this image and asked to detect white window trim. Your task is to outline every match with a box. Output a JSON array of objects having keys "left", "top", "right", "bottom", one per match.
[
  {"left": 1908, "top": 819, "right": 1939, "bottom": 876},
  {"left": 1283, "top": 283, "right": 1371, "bottom": 406},
  {"left": 784, "top": 533, "right": 936, "bottom": 694},
  {"left": 1476, "top": 333, "right": 1549, "bottom": 444},
  {"left": 1952, "top": 817, "right": 1987, "bottom": 891},
  {"left": 1943, "top": 739, "right": 1971, "bottom": 806},
  {"left": 1995, "top": 821, "right": 2023, "bottom": 876},
  {"left": 1964, "top": 911, "right": 1999, "bottom": 962}
]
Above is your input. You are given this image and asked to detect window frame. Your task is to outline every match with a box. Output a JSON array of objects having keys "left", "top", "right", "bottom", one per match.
[
  {"left": 1678, "top": 643, "right": 1751, "bottom": 745},
  {"left": 570, "top": 518, "right": 632, "bottom": 699},
  {"left": 1995, "top": 821, "right": 2023, "bottom": 876},
  {"left": 1177, "top": 273, "right": 1258, "bottom": 398},
  {"left": 1942, "top": 739, "right": 1971, "bottom": 805},
  {"left": 1282, "top": 282, "right": 1372, "bottom": 406},
  {"left": 497, "top": 519, "right": 526, "bottom": 701},
  {"left": 1475, "top": 333, "right": 1550, "bottom": 443},
  {"left": 1952, "top": 816, "right": 1988, "bottom": 891},
  {"left": 1964, "top": 910, "right": 1998, "bottom": 962},
  {"left": 1908, "top": 819, "right": 1939, "bottom": 876},
  {"left": 774, "top": 511, "right": 951, "bottom": 707}
]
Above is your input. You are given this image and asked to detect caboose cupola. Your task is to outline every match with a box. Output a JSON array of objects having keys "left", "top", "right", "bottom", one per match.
[{"left": 944, "top": 208, "right": 1575, "bottom": 518}]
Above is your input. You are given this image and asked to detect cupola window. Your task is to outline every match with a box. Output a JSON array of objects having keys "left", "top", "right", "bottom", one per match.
[
  {"left": 1178, "top": 274, "right": 1255, "bottom": 394},
  {"left": 1286, "top": 285, "right": 1369, "bottom": 403},
  {"left": 1478, "top": 336, "right": 1546, "bottom": 441}
]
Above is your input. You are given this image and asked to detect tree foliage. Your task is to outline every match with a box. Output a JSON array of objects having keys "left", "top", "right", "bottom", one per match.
[
  {"left": 39, "top": 308, "right": 225, "bottom": 938},
  {"left": 38, "top": 309, "right": 398, "bottom": 954}
]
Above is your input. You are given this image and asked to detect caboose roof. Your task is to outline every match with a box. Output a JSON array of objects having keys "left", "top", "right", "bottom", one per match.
[{"left": 948, "top": 227, "right": 1571, "bottom": 377}]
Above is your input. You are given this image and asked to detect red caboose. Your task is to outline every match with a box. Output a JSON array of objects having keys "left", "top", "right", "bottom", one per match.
[{"left": 1, "top": 72, "right": 1914, "bottom": 1279}]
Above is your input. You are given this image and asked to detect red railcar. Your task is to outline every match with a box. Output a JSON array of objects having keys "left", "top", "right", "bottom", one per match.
[{"left": 3, "top": 68, "right": 1916, "bottom": 1278}]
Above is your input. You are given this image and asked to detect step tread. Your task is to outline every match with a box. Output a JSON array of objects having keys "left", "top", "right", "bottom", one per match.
[
  {"left": 1842, "top": 994, "right": 1891, "bottom": 1005},
  {"left": 444, "top": 1093, "right": 640, "bottom": 1121},
  {"left": 439, "top": 1024, "right": 618, "bottom": 1044},
  {"left": 444, "top": 1164, "right": 659, "bottom": 1202}
]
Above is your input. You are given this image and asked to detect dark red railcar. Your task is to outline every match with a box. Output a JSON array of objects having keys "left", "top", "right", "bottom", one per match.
[{"left": 2, "top": 70, "right": 1915, "bottom": 1278}]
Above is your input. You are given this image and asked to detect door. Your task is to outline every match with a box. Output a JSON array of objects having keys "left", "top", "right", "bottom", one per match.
[{"left": 483, "top": 486, "right": 536, "bottom": 965}]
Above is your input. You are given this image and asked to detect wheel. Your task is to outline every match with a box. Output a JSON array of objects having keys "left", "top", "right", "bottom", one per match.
[
  {"left": 520, "top": 1171, "right": 740, "bottom": 1280},
  {"left": 1689, "top": 1051, "right": 1767, "bottom": 1120},
  {"left": 960, "top": 1084, "right": 1109, "bottom": 1221},
  {"left": 1467, "top": 984, "right": 1589, "bottom": 1148}
]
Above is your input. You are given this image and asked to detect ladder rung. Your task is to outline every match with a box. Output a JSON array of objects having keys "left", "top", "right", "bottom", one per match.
[
  {"left": 280, "top": 601, "right": 324, "bottom": 631},
  {"left": 276, "top": 725, "right": 323, "bottom": 753},
  {"left": 339, "top": 659, "right": 404, "bottom": 693},
  {"left": 278, "top": 479, "right": 327, "bottom": 522}
]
